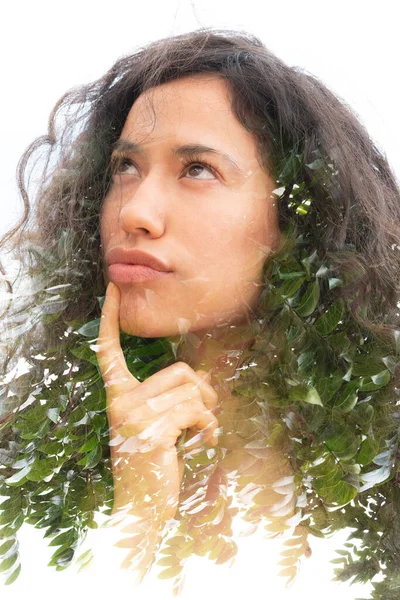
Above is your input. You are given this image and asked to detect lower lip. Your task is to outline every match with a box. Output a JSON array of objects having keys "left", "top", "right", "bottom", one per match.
[{"left": 108, "top": 263, "right": 172, "bottom": 283}]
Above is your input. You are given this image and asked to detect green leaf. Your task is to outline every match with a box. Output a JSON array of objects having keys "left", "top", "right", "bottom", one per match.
[
  {"left": 279, "top": 276, "right": 307, "bottom": 300},
  {"left": 0, "top": 539, "right": 16, "bottom": 556},
  {"left": 48, "top": 546, "right": 75, "bottom": 567},
  {"left": 278, "top": 271, "right": 306, "bottom": 280},
  {"left": 333, "top": 380, "right": 360, "bottom": 413},
  {"left": 77, "top": 444, "right": 102, "bottom": 469},
  {"left": 5, "top": 465, "right": 31, "bottom": 485},
  {"left": 351, "top": 359, "right": 386, "bottom": 377},
  {"left": 68, "top": 405, "right": 87, "bottom": 425},
  {"left": 4, "top": 563, "right": 21, "bottom": 585},
  {"left": 357, "top": 438, "right": 379, "bottom": 467},
  {"left": 92, "top": 414, "right": 107, "bottom": 432},
  {"left": 26, "top": 457, "right": 58, "bottom": 482},
  {"left": 314, "top": 300, "right": 344, "bottom": 335},
  {"left": 328, "top": 332, "right": 351, "bottom": 355},
  {"left": 323, "top": 422, "right": 361, "bottom": 461},
  {"left": 77, "top": 435, "right": 98, "bottom": 453},
  {"left": 38, "top": 440, "right": 64, "bottom": 455},
  {"left": 0, "top": 552, "right": 18, "bottom": 573},
  {"left": 360, "top": 466, "right": 392, "bottom": 490},
  {"left": 49, "top": 529, "right": 77, "bottom": 547},
  {"left": 83, "top": 390, "right": 106, "bottom": 412},
  {"left": 77, "top": 319, "right": 100, "bottom": 338},
  {"left": 70, "top": 344, "right": 99, "bottom": 366},
  {"left": 315, "top": 374, "right": 343, "bottom": 404},
  {"left": 288, "top": 384, "right": 323, "bottom": 406},
  {"left": 76, "top": 549, "right": 93, "bottom": 565},
  {"left": 297, "top": 351, "right": 315, "bottom": 374},
  {"left": 0, "top": 514, "right": 24, "bottom": 536},
  {"left": 353, "top": 403, "right": 374, "bottom": 426},
  {"left": 46, "top": 408, "right": 60, "bottom": 424},
  {"left": 315, "top": 478, "right": 358, "bottom": 507},
  {"left": 306, "top": 158, "right": 324, "bottom": 170},
  {"left": 328, "top": 278, "right": 343, "bottom": 290},
  {"left": 296, "top": 279, "right": 320, "bottom": 317},
  {"left": 359, "top": 370, "right": 391, "bottom": 392}
]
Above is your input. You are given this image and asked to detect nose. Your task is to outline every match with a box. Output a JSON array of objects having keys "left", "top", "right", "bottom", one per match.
[{"left": 118, "top": 175, "right": 166, "bottom": 238}]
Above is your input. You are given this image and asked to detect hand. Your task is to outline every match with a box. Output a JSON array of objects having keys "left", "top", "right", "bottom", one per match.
[{"left": 97, "top": 282, "right": 219, "bottom": 523}]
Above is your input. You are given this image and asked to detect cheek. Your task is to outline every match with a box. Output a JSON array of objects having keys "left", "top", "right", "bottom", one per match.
[{"left": 100, "top": 201, "right": 116, "bottom": 239}]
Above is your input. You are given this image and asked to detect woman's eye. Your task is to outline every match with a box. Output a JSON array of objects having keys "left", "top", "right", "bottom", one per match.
[
  {"left": 183, "top": 162, "right": 217, "bottom": 180},
  {"left": 110, "top": 156, "right": 217, "bottom": 180},
  {"left": 111, "top": 157, "right": 138, "bottom": 175}
]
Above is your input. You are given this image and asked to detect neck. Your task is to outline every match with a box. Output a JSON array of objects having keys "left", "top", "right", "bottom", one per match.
[{"left": 168, "top": 322, "right": 255, "bottom": 395}]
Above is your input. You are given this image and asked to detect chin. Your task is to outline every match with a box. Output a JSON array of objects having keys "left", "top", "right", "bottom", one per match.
[
  {"left": 118, "top": 307, "right": 194, "bottom": 338},
  {"left": 118, "top": 304, "right": 213, "bottom": 339}
]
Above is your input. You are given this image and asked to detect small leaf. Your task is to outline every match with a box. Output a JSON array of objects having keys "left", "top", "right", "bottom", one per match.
[
  {"left": 244, "top": 439, "right": 271, "bottom": 459},
  {"left": 158, "top": 565, "right": 183, "bottom": 580},
  {"left": 314, "top": 300, "right": 344, "bottom": 335},
  {"left": 77, "top": 435, "right": 98, "bottom": 453},
  {"left": 215, "top": 542, "right": 237, "bottom": 565},
  {"left": 357, "top": 438, "right": 379, "bottom": 466},
  {"left": 38, "top": 440, "right": 63, "bottom": 455},
  {"left": 333, "top": 382, "right": 359, "bottom": 413},
  {"left": 0, "top": 552, "right": 18, "bottom": 573},
  {"left": 4, "top": 563, "right": 21, "bottom": 585},
  {"left": 77, "top": 319, "right": 100, "bottom": 338},
  {"left": 359, "top": 370, "right": 391, "bottom": 391},
  {"left": 76, "top": 549, "right": 93, "bottom": 565},
  {"left": 0, "top": 539, "right": 16, "bottom": 556},
  {"left": 315, "top": 374, "right": 342, "bottom": 404},
  {"left": 48, "top": 546, "right": 74, "bottom": 567},
  {"left": 296, "top": 279, "right": 320, "bottom": 317},
  {"left": 360, "top": 466, "right": 392, "bottom": 490},
  {"left": 5, "top": 465, "right": 31, "bottom": 485},
  {"left": 288, "top": 384, "right": 323, "bottom": 406},
  {"left": 78, "top": 444, "right": 102, "bottom": 469},
  {"left": 157, "top": 556, "right": 180, "bottom": 568},
  {"left": 328, "top": 278, "right": 343, "bottom": 290},
  {"left": 49, "top": 529, "right": 77, "bottom": 547},
  {"left": 46, "top": 408, "right": 60, "bottom": 424},
  {"left": 306, "top": 158, "right": 324, "bottom": 170}
]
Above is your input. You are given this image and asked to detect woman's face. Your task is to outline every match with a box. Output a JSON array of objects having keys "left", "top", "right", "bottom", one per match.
[{"left": 100, "top": 74, "right": 280, "bottom": 338}]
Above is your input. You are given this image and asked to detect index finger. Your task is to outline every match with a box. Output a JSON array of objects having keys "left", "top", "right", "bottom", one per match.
[{"left": 97, "top": 282, "right": 138, "bottom": 393}]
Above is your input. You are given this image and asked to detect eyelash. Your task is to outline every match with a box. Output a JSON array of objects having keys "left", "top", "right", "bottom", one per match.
[{"left": 110, "top": 154, "right": 218, "bottom": 179}]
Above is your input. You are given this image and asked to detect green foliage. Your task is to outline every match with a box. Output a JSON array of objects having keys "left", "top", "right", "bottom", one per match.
[{"left": 0, "top": 148, "right": 399, "bottom": 598}]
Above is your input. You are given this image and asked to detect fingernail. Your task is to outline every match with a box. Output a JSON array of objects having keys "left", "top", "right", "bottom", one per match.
[
  {"left": 106, "top": 282, "right": 116, "bottom": 296},
  {"left": 106, "top": 282, "right": 120, "bottom": 300}
]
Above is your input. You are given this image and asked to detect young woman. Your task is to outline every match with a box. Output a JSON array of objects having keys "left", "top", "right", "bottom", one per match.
[{"left": 1, "top": 29, "right": 399, "bottom": 596}]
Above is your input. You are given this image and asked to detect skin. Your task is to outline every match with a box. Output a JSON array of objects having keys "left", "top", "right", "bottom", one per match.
[{"left": 100, "top": 74, "right": 280, "bottom": 351}]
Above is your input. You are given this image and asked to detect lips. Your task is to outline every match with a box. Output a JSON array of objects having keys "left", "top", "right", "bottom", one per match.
[{"left": 106, "top": 247, "right": 172, "bottom": 284}]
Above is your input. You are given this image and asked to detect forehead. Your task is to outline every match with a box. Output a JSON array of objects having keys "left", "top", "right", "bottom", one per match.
[
  {"left": 131, "top": 74, "right": 232, "bottom": 120},
  {"left": 120, "top": 75, "right": 260, "bottom": 161}
]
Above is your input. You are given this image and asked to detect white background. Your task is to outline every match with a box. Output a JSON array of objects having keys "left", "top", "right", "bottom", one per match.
[{"left": 1, "top": 0, "right": 399, "bottom": 598}]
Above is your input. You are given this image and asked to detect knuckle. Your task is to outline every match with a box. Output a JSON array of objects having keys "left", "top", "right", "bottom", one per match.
[
  {"left": 210, "top": 388, "right": 219, "bottom": 404},
  {"left": 185, "top": 383, "right": 202, "bottom": 400},
  {"left": 174, "top": 361, "right": 192, "bottom": 377}
]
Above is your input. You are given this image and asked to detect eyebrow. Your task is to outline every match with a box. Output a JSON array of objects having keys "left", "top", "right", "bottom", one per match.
[{"left": 110, "top": 139, "right": 245, "bottom": 176}]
